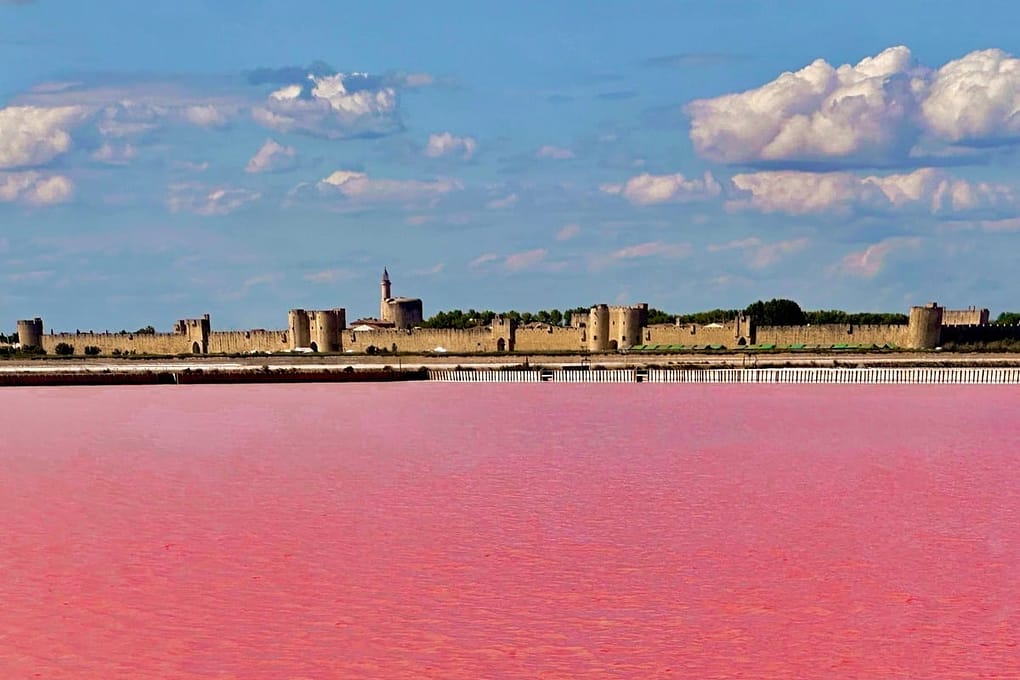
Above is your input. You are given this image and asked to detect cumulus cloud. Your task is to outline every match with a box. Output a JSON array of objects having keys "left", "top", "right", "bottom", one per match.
[
  {"left": 167, "top": 183, "right": 261, "bottom": 216},
  {"left": 728, "top": 168, "right": 1019, "bottom": 217},
  {"left": 181, "top": 104, "right": 231, "bottom": 128},
  {"left": 922, "top": 49, "right": 1020, "bottom": 143},
  {"left": 318, "top": 170, "right": 461, "bottom": 205},
  {"left": 556, "top": 223, "right": 581, "bottom": 241},
  {"left": 536, "top": 145, "right": 575, "bottom": 159},
  {"left": 0, "top": 171, "right": 74, "bottom": 205},
  {"left": 252, "top": 72, "right": 399, "bottom": 139},
  {"left": 708, "top": 236, "right": 809, "bottom": 269},
  {"left": 245, "top": 139, "right": 297, "bottom": 173},
  {"left": 688, "top": 45, "right": 1020, "bottom": 166},
  {"left": 0, "top": 105, "right": 89, "bottom": 169},
  {"left": 600, "top": 171, "right": 722, "bottom": 205},
  {"left": 424, "top": 132, "right": 476, "bottom": 159},
  {"left": 833, "top": 237, "right": 921, "bottom": 278},
  {"left": 14, "top": 80, "right": 245, "bottom": 140}
]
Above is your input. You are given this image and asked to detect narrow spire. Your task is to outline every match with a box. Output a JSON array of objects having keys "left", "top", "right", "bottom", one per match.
[{"left": 382, "top": 267, "right": 390, "bottom": 283}]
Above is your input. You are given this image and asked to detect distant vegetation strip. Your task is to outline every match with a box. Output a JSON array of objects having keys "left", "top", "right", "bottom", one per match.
[{"left": 414, "top": 299, "right": 981, "bottom": 330}]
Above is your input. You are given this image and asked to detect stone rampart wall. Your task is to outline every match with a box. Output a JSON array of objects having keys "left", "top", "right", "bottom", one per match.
[
  {"left": 942, "top": 309, "right": 989, "bottom": 326},
  {"left": 40, "top": 332, "right": 193, "bottom": 355},
  {"left": 757, "top": 324, "right": 910, "bottom": 347},
  {"left": 939, "top": 324, "right": 1020, "bottom": 345},
  {"left": 208, "top": 330, "right": 290, "bottom": 354},
  {"left": 344, "top": 327, "right": 494, "bottom": 354},
  {"left": 514, "top": 326, "right": 584, "bottom": 352},
  {"left": 644, "top": 324, "right": 744, "bottom": 347}
]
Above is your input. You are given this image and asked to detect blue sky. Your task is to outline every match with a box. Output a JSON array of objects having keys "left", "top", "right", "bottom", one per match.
[{"left": 4, "top": 0, "right": 1020, "bottom": 332}]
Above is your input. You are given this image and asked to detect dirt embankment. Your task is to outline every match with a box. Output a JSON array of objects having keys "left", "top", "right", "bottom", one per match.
[{"left": 0, "top": 367, "right": 429, "bottom": 387}]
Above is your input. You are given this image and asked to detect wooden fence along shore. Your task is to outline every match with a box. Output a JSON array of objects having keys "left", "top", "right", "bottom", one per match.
[{"left": 428, "top": 367, "right": 1020, "bottom": 384}]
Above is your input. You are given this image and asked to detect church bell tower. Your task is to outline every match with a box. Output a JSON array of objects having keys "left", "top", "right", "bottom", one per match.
[{"left": 380, "top": 268, "right": 392, "bottom": 322}]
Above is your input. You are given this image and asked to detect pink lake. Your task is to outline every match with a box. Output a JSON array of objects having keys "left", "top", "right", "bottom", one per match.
[{"left": 1, "top": 383, "right": 1019, "bottom": 678}]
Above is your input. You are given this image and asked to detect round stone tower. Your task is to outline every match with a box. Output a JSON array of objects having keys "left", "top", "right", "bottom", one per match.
[
  {"left": 908, "top": 302, "right": 943, "bottom": 349},
  {"left": 288, "top": 309, "right": 311, "bottom": 349},
  {"left": 619, "top": 304, "right": 648, "bottom": 349},
  {"left": 16, "top": 317, "right": 43, "bottom": 349},
  {"left": 587, "top": 305, "right": 610, "bottom": 352},
  {"left": 312, "top": 309, "right": 344, "bottom": 352}
]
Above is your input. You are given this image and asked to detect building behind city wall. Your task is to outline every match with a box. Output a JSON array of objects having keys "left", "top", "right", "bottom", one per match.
[{"left": 9, "top": 271, "right": 1017, "bottom": 356}]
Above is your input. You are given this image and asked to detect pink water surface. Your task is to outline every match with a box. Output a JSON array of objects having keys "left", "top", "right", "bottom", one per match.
[{"left": 1, "top": 383, "right": 1019, "bottom": 678}]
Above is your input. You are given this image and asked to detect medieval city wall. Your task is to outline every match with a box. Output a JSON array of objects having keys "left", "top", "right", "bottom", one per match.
[
  {"left": 514, "top": 326, "right": 585, "bottom": 352},
  {"left": 208, "top": 330, "right": 290, "bottom": 354},
  {"left": 644, "top": 323, "right": 748, "bottom": 347},
  {"left": 756, "top": 324, "right": 911, "bottom": 347},
  {"left": 344, "top": 327, "right": 496, "bottom": 354},
  {"left": 942, "top": 309, "right": 989, "bottom": 326},
  {"left": 40, "top": 332, "right": 194, "bottom": 355},
  {"left": 938, "top": 324, "right": 1020, "bottom": 345}
]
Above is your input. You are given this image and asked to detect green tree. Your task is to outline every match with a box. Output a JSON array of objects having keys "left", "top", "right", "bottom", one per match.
[
  {"left": 135, "top": 325, "right": 156, "bottom": 334},
  {"left": 54, "top": 342, "right": 75, "bottom": 356},
  {"left": 646, "top": 308, "right": 674, "bottom": 325},
  {"left": 996, "top": 312, "right": 1020, "bottom": 325},
  {"left": 745, "top": 299, "right": 806, "bottom": 326}
]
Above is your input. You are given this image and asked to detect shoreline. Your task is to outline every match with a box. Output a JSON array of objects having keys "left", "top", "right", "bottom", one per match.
[{"left": 4, "top": 352, "right": 1020, "bottom": 386}]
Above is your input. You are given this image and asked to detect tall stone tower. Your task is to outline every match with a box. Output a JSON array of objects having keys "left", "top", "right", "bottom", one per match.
[
  {"left": 16, "top": 317, "right": 44, "bottom": 349},
  {"left": 907, "top": 302, "right": 943, "bottom": 349},
  {"left": 380, "top": 268, "right": 392, "bottom": 321}
]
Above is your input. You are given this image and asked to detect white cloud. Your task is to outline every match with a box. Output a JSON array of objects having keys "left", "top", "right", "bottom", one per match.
[
  {"left": 728, "top": 168, "right": 1019, "bottom": 216},
  {"left": 688, "top": 46, "right": 1020, "bottom": 166},
  {"left": 922, "top": 49, "right": 1020, "bottom": 143},
  {"left": 396, "top": 73, "right": 435, "bottom": 88},
  {"left": 245, "top": 139, "right": 297, "bottom": 173},
  {"left": 469, "top": 250, "right": 548, "bottom": 272},
  {"left": 600, "top": 171, "right": 722, "bottom": 205},
  {"left": 252, "top": 73, "right": 398, "bottom": 139},
  {"left": 708, "top": 236, "right": 809, "bottom": 269},
  {"left": 536, "top": 145, "right": 575, "bottom": 159},
  {"left": 609, "top": 241, "right": 691, "bottom": 260},
  {"left": 412, "top": 262, "right": 445, "bottom": 276},
  {"left": 0, "top": 105, "right": 89, "bottom": 169},
  {"left": 469, "top": 253, "right": 500, "bottom": 269},
  {"left": 304, "top": 268, "right": 356, "bottom": 283},
  {"left": 15, "top": 81, "right": 244, "bottom": 140},
  {"left": 424, "top": 132, "right": 476, "bottom": 159},
  {"left": 182, "top": 104, "right": 231, "bottom": 128},
  {"left": 0, "top": 171, "right": 74, "bottom": 205},
  {"left": 318, "top": 170, "right": 461, "bottom": 204},
  {"left": 167, "top": 183, "right": 261, "bottom": 216},
  {"left": 834, "top": 236, "right": 921, "bottom": 278},
  {"left": 485, "top": 193, "right": 518, "bottom": 209},
  {"left": 504, "top": 248, "right": 547, "bottom": 271},
  {"left": 556, "top": 223, "right": 581, "bottom": 241},
  {"left": 91, "top": 142, "right": 136, "bottom": 165}
]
